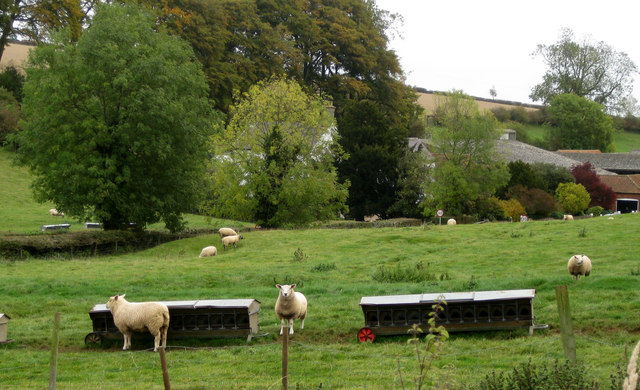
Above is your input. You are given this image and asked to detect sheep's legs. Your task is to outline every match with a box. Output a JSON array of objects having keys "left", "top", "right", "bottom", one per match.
[
  {"left": 288, "top": 319, "right": 294, "bottom": 335},
  {"left": 300, "top": 318, "right": 305, "bottom": 330},
  {"left": 122, "top": 333, "right": 131, "bottom": 350}
]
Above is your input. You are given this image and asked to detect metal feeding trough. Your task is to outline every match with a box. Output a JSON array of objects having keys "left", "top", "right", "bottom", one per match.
[
  {"left": 85, "top": 299, "right": 261, "bottom": 346},
  {"left": 358, "top": 289, "right": 547, "bottom": 342}
]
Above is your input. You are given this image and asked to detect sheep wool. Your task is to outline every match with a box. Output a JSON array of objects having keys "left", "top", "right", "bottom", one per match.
[
  {"left": 567, "top": 255, "right": 592, "bottom": 280},
  {"left": 222, "top": 234, "right": 243, "bottom": 250},
  {"left": 199, "top": 246, "right": 217, "bottom": 257},
  {"left": 563, "top": 214, "right": 574, "bottom": 220},
  {"left": 106, "top": 294, "right": 170, "bottom": 351},
  {"left": 447, "top": 218, "right": 456, "bottom": 225},
  {"left": 218, "top": 227, "right": 238, "bottom": 238},
  {"left": 49, "top": 208, "right": 64, "bottom": 217},
  {"left": 275, "top": 284, "right": 307, "bottom": 335}
]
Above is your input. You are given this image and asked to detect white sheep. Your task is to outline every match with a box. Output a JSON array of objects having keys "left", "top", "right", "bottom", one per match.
[
  {"left": 222, "top": 234, "right": 243, "bottom": 250},
  {"left": 199, "top": 246, "right": 217, "bottom": 257},
  {"left": 563, "top": 214, "right": 574, "bottom": 221},
  {"left": 49, "top": 208, "right": 64, "bottom": 217},
  {"left": 447, "top": 218, "right": 456, "bottom": 225},
  {"left": 218, "top": 227, "right": 238, "bottom": 238},
  {"left": 105, "top": 294, "right": 170, "bottom": 351},
  {"left": 567, "top": 254, "right": 592, "bottom": 280},
  {"left": 275, "top": 284, "right": 307, "bottom": 335}
]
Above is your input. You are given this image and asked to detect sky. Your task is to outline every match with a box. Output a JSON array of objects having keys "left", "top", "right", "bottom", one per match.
[{"left": 374, "top": 0, "right": 640, "bottom": 107}]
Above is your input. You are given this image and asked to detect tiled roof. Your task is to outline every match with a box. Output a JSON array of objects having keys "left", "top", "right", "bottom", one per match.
[
  {"left": 556, "top": 151, "right": 640, "bottom": 173},
  {"left": 599, "top": 175, "right": 640, "bottom": 194}
]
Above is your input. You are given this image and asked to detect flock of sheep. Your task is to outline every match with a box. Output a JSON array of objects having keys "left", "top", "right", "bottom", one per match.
[{"left": 105, "top": 225, "right": 591, "bottom": 351}]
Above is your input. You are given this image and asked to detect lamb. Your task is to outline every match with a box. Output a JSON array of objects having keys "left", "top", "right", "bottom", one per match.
[
  {"left": 105, "top": 294, "right": 170, "bottom": 351},
  {"left": 199, "top": 246, "right": 217, "bottom": 257},
  {"left": 275, "top": 284, "right": 307, "bottom": 335},
  {"left": 222, "top": 234, "right": 243, "bottom": 250},
  {"left": 218, "top": 227, "right": 238, "bottom": 238},
  {"left": 567, "top": 254, "right": 592, "bottom": 280},
  {"left": 49, "top": 208, "right": 64, "bottom": 217},
  {"left": 447, "top": 218, "right": 456, "bottom": 225},
  {"left": 563, "top": 214, "right": 574, "bottom": 221}
]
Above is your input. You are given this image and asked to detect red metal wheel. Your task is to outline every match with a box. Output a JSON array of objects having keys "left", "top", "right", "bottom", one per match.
[{"left": 357, "top": 327, "right": 375, "bottom": 343}]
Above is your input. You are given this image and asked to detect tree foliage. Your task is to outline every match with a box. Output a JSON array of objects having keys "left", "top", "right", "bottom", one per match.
[
  {"left": 571, "top": 162, "right": 616, "bottom": 210},
  {"left": 507, "top": 185, "right": 558, "bottom": 218},
  {"left": 531, "top": 28, "right": 638, "bottom": 114},
  {"left": 555, "top": 182, "right": 591, "bottom": 215},
  {"left": 16, "top": 3, "right": 216, "bottom": 232},
  {"left": 423, "top": 91, "right": 509, "bottom": 217},
  {"left": 546, "top": 93, "right": 615, "bottom": 152},
  {"left": 497, "top": 160, "right": 544, "bottom": 198},
  {"left": 203, "top": 78, "right": 348, "bottom": 227},
  {"left": 0, "top": 86, "right": 21, "bottom": 145},
  {"left": 531, "top": 162, "right": 575, "bottom": 194}
]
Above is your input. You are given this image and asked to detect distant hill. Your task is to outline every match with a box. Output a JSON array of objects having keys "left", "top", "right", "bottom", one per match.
[{"left": 415, "top": 88, "right": 542, "bottom": 116}]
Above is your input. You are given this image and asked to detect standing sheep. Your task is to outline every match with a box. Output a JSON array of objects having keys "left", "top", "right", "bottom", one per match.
[
  {"left": 447, "top": 218, "right": 456, "bottom": 225},
  {"left": 105, "top": 294, "right": 170, "bottom": 351},
  {"left": 199, "top": 246, "right": 217, "bottom": 257},
  {"left": 275, "top": 284, "right": 307, "bottom": 335},
  {"left": 218, "top": 227, "right": 238, "bottom": 238},
  {"left": 222, "top": 234, "right": 243, "bottom": 250},
  {"left": 567, "top": 254, "right": 592, "bottom": 280},
  {"left": 563, "top": 214, "right": 574, "bottom": 221}
]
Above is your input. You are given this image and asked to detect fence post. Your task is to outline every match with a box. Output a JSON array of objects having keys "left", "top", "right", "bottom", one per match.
[
  {"left": 49, "top": 312, "right": 61, "bottom": 390},
  {"left": 159, "top": 346, "right": 171, "bottom": 390},
  {"left": 555, "top": 285, "right": 576, "bottom": 362},
  {"left": 282, "top": 325, "right": 289, "bottom": 390}
]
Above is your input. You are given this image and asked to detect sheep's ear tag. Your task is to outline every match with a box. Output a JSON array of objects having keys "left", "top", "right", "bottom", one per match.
[{"left": 115, "top": 295, "right": 119, "bottom": 300}]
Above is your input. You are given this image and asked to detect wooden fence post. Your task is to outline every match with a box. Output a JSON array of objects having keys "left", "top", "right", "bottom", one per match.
[
  {"left": 555, "top": 285, "right": 576, "bottom": 362},
  {"left": 159, "top": 346, "right": 171, "bottom": 390},
  {"left": 49, "top": 312, "right": 61, "bottom": 390},
  {"left": 282, "top": 326, "right": 289, "bottom": 390}
]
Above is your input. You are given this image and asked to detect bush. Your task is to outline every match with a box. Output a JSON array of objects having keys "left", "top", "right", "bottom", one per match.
[
  {"left": 0, "top": 87, "right": 21, "bottom": 146},
  {"left": 508, "top": 185, "right": 558, "bottom": 218},
  {"left": 555, "top": 182, "right": 591, "bottom": 215},
  {"left": 532, "top": 163, "right": 575, "bottom": 194},
  {"left": 571, "top": 162, "right": 616, "bottom": 210},
  {"left": 475, "top": 196, "right": 505, "bottom": 221},
  {"left": 586, "top": 206, "right": 605, "bottom": 216},
  {"left": 372, "top": 261, "right": 437, "bottom": 283},
  {"left": 499, "top": 198, "right": 526, "bottom": 221},
  {"left": 0, "top": 65, "right": 24, "bottom": 102},
  {"left": 468, "top": 359, "right": 606, "bottom": 390}
]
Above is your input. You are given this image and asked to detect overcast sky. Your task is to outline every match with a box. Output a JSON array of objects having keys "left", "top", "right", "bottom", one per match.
[{"left": 374, "top": 0, "right": 640, "bottom": 107}]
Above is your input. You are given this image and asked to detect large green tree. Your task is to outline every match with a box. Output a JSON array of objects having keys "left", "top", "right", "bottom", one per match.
[
  {"left": 16, "top": 3, "right": 216, "bottom": 232},
  {"left": 423, "top": 91, "right": 509, "bottom": 217},
  {"left": 204, "top": 78, "right": 349, "bottom": 227},
  {"left": 531, "top": 28, "right": 638, "bottom": 114},
  {"left": 546, "top": 93, "right": 615, "bottom": 152}
]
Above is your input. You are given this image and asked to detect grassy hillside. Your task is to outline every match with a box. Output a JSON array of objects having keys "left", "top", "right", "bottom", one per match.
[
  {"left": 1, "top": 150, "right": 640, "bottom": 388},
  {"left": 520, "top": 124, "right": 640, "bottom": 152}
]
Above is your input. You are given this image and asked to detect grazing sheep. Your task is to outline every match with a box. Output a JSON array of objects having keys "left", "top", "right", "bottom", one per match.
[
  {"left": 275, "top": 284, "right": 307, "bottom": 335},
  {"left": 218, "top": 227, "right": 238, "bottom": 238},
  {"left": 567, "top": 255, "right": 592, "bottom": 280},
  {"left": 222, "top": 234, "right": 243, "bottom": 250},
  {"left": 563, "top": 214, "right": 574, "bottom": 221},
  {"left": 199, "top": 246, "right": 217, "bottom": 257},
  {"left": 106, "top": 294, "right": 169, "bottom": 351},
  {"left": 49, "top": 208, "right": 64, "bottom": 217},
  {"left": 447, "top": 218, "right": 456, "bottom": 225}
]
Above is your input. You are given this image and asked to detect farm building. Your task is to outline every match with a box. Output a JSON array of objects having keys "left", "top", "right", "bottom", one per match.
[
  {"left": 598, "top": 175, "right": 640, "bottom": 213},
  {"left": 557, "top": 150, "right": 640, "bottom": 175}
]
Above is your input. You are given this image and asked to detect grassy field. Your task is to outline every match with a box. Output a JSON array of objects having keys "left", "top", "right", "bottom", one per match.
[
  {"left": 1, "top": 150, "right": 640, "bottom": 389},
  {"left": 520, "top": 124, "right": 640, "bottom": 152}
]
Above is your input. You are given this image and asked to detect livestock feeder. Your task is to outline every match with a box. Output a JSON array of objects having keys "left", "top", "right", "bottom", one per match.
[
  {"left": 357, "top": 289, "right": 547, "bottom": 342},
  {"left": 85, "top": 299, "right": 261, "bottom": 346}
]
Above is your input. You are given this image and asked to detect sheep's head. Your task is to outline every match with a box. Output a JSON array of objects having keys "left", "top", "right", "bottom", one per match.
[
  {"left": 572, "top": 255, "right": 585, "bottom": 266},
  {"left": 276, "top": 284, "right": 296, "bottom": 298},
  {"left": 106, "top": 294, "right": 126, "bottom": 308}
]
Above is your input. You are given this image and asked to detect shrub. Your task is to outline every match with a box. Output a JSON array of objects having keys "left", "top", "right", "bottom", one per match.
[
  {"left": 555, "top": 182, "right": 591, "bottom": 215},
  {"left": 0, "top": 65, "right": 25, "bottom": 102},
  {"left": 586, "top": 206, "right": 605, "bottom": 216},
  {"left": 372, "top": 261, "right": 437, "bottom": 283},
  {"left": 0, "top": 87, "right": 21, "bottom": 146},
  {"left": 475, "top": 197, "right": 505, "bottom": 221},
  {"left": 508, "top": 185, "right": 558, "bottom": 218},
  {"left": 571, "top": 162, "right": 616, "bottom": 210},
  {"left": 499, "top": 198, "right": 526, "bottom": 221},
  {"left": 532, "top": 163, "right": 575, "bottom": 194}
]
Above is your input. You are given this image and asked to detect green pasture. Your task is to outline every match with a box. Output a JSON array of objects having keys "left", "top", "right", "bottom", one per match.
[
  {"left": 1, "top": 147, "right": 640, "bottom": 389},
  {"left": 520, "top": 124, "right": 640, "bottom": 152}
]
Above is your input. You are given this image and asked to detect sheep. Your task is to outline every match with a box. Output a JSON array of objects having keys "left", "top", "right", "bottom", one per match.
[
  {"left": 49, "top": 208, "right": 64, "bottom": 217},
  {"left": 567, "top": 254, "right": 592, "bottom": 280},
  {"left": 447, "top": 218, "right": 456, "bottom": 225},
  {"left": 105, "top": 294, "right": 170, "bottom": 352},
  {"left": 222, "top": 234, "right": 243, "bottom": 250},
  {"left": 275, "top": 284, "right": 307, "bottom": 335},
  {"left": 563, "top": 214, "right": 574, "bottom": 221},
  {"left": 218, "top": 227, "right": 238, "bottom": 238},
  {"left": 199, "top": 246, "right": 217, "bottom": 257}
]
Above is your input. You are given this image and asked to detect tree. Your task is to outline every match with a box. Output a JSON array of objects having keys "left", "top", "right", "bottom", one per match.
[
  {"left": 555, "top": 182, "right": 591, "bottom": 215},
  {"left": 15, "top": 3, "right": 216, "bottom": 232},
  {"left": 497, "top": 160, "right": 544, "bottom": 198},
  {"left": 531, "top": 162, "right": 574, "bottom": 194},
  {"left": 531, "top": 28, "right": 638, "bottom": 114},
  {"left": 203, "top": 78, "right": 349, "bottom": 227},
  {"left": 546, "top": 94, "right": 615, "bottom": 152},
  {"left": 423, "top": 91, "right": 509, "bottom": 217},
  {"left": 0, "top": 86, "right": 21, "bottom": 145},
  {"left": 571, "top": 162, "right": 616, "bottom": 210}
]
